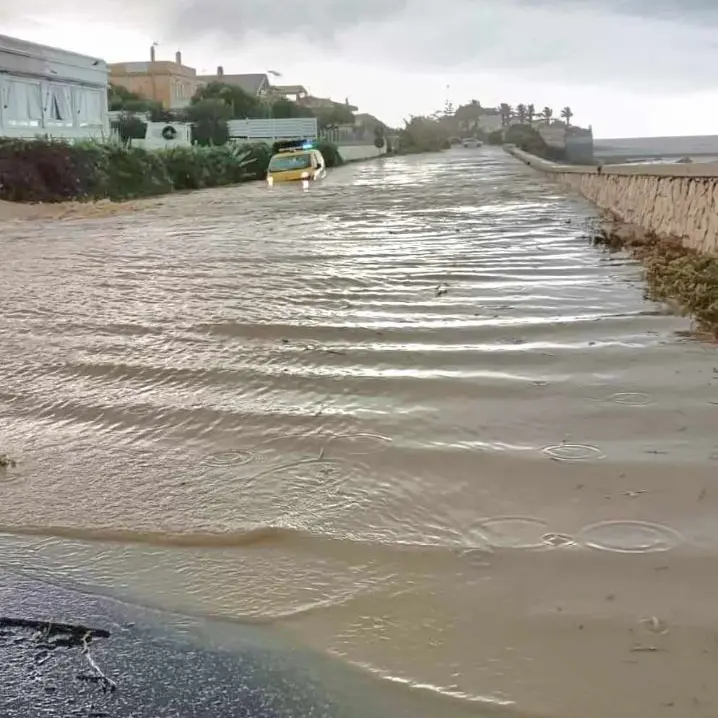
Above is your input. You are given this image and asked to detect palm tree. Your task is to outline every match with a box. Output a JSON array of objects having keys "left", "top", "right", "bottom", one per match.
[
  {"left": 499, "top": 103, "right": 512, "bottom": 127},
  {"left": 560, "top": 106, "right": 574, "bottom": 126},
  {"left": 542, "top": 106, "right": 553, "bottom": 125},
  {"left": 526, "top": 103, "right": 535, "bottom": 125},
  {"left": 516, "top": 104, "right": 527, "bottom": 124}
]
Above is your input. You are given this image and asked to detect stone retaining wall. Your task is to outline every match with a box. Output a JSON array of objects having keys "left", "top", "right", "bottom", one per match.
[{"left": 505, "top": 145, "right": 718, "bottom": 255}]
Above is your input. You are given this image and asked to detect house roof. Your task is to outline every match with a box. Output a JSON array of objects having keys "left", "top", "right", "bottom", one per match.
[
  {"left": 272, "top": 84, "right": 308, "bottom": 95},
  {"left": 300, "top": 95, "right": 359, "bottom": 112},
  {"left": 197, "top": 73, "right": 269, "bottom": 95},
  {"left": 354, "top": 112, "right": 386, "bottom": 127}
]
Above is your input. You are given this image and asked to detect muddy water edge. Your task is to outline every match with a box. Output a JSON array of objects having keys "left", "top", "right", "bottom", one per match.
[{"left": 1, "top": 148, "right": 717, "bottom": 718}]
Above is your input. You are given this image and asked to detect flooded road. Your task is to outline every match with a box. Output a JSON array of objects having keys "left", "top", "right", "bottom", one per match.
[{"left": 1, "top": 148, "right": 717, "bottom": 717}]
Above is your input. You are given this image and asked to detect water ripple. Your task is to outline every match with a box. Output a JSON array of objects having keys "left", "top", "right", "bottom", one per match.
[{"left": 1, "top": 148, "right": 717, "bottom": 718}]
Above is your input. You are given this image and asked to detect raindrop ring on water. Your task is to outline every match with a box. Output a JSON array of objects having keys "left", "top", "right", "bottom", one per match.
[
  {"left": 203, "top": 450, "right": 254, "bottom": 467},
  {"left": 473, "top": 516, "right": 549, "bottom": 549},
  {"left": 576, "top": 520, "right": 683, "bottom": 554},
  {"left": 542, "top": 443, "right": 606, "bottom": 462}
]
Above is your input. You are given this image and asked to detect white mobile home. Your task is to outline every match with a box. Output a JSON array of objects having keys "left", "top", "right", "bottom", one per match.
[{"left": 0, "top": 34, "right": 109, "bottom": 140}]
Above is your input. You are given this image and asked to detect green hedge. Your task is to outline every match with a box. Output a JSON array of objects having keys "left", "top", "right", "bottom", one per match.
[{"left": 0, "top": 138, "right": 340, "bottom": 203}]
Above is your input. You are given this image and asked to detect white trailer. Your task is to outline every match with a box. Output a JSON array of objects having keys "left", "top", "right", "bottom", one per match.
[
  {"left": 228, "top": 117, "right": 318, "bottom": 142},
  {"left": 0, "top": 34, "right": 109, "bottom": 141}
]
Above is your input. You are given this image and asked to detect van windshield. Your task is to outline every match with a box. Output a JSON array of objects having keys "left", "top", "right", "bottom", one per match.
[{"left": 268, "top": 153, "right": 312, "bottom": 172}]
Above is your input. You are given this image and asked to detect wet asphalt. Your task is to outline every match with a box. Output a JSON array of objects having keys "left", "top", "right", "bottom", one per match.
[{"left": 0, "top": 571, "right": 349, "bottom": 717}]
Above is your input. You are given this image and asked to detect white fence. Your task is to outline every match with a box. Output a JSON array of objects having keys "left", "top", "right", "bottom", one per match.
[{"left": 228, "top": 117, "right": 318, "bottom": 142}]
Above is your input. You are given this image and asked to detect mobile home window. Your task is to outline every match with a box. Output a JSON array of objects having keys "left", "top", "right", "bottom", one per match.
[
  {"left": 45, "top": 84, "right": 74, "bottom": 125},
  {"left": 2, "top": 79, "right": 43, "bottom": 126},
  {"left": 75, "top": 88, "right": 105, "bottom": 126}
]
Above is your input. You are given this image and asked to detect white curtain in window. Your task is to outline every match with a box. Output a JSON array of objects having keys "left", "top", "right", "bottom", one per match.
[
  {"left": 45, "top": 83, "right": 73, "bottom": 124},
  {"left": 87, "top": 90, "right": 104, "bottom": 123},
  {"left": 75, "top": 88, "right": 104, "bottom": 125},
  {"left": 73, "top": 87, "right": 87, "bottom": 124},
  {"left": 4, "top": 80, "right": 42, "bottom": 124}
]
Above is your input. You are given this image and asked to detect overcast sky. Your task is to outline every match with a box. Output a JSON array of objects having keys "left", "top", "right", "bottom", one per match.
[{"left": 4, "top": 0, "right": 718, "bottom": 137}]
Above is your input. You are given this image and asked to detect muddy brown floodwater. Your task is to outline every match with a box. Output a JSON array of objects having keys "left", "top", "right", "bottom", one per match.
[{"left": 1, "top": 148, "right": 717, "bottom": 717}]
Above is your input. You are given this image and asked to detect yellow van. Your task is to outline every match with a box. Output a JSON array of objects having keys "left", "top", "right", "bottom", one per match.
[{"left": 266, "top": 140, "right": 327, "bottom": 186}]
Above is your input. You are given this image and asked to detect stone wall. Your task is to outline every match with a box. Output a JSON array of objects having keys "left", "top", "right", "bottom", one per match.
[{"left": 505, "top": 146, "right": 718, "bottom": 255}]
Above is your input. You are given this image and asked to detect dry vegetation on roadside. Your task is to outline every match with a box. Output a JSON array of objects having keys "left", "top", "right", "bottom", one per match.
[
  {"left": 0, "top": 198, "right": 155, "bottom": 222},
  {"left": 593, "top": 219, "right": 718, "bottom": 338},
  {"left": 0, "top": 453, "right": 17, "bottom": 469}
]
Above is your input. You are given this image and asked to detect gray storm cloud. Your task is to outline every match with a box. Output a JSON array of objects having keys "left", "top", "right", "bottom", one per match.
[
  {"left": 156, "top": 0, "right": 718, "bottom": 39},
  {"left": 5, "top": 0, "right": 718, "bottom": 94},
  {"left": 165, "top": 0, "right": 411, "bottom": 37},
  {"left": 155, "top": 0, "right": 718, "bottom": 94}
]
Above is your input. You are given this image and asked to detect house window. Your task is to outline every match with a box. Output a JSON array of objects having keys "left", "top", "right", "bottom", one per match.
[{"left": 172, "top": 81, "right": 186, "bottom": 100}]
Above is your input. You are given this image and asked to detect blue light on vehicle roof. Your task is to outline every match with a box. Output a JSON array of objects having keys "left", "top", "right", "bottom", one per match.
[{"left": 301, "top": 142, "right": 314, "bottom": 149}]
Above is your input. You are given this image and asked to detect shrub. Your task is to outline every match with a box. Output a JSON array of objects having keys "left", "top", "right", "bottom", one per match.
[
  {"left": 487, "top": 130, "right": 504, "bottom": 145},
  {"left": 103, "top": 145, "right": 173, "bottom": 200},
  {"left": 0, "top": 138, "right": 343, "bottom": 203},
  {"left": 504, "top": 124, "right": 566, "bottom": 162},
  {"left": 235, "top": 142, "right": 273, "bottom": 179},
  {"left": 395, "top": 116, "right": 449, "bottom": 154},
  {"left": 111, "top": 115, "right": 148, "bottom": 147},
  {"left": 0, "top": 138, "right": 106, "bottom": 202},
  {"left": 317, "top": 140, "right": 344, "bottom": 167}
]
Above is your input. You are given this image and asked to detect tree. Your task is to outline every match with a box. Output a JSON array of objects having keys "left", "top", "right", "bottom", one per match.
[
  {"left": 108, "top": 83, "right": 142, "bottom": 111},
  {"left": 267, "top": 97, "right": 314, "bottom": 119},
  {"left": 499, "top": 103, "right": 513, "bottom": 127},
  {"left": 107, "top": 83, "right": 165, "bottom": 120},
  {"left": 112, "top": 114, "right": 147, "bottom": 147},
  {"left": 182, "top": 99, "right": 231, "bottom": 146},
  {"left": 398, "top": 115, "right": 450, "bottom": 153},
  {"left": 541, "top": 106, "right": 553, "bottom": 125},
  {"left": 560, "top": 106, "right": 574, "bottom": 126},
  {"left": 192, "top": 82, "right": 260, "bottom": 119},
  {"left": 315, "top": 104, "right": 355, "bottom": 130},
  {"left": 454, "top": 99, "right": 482, "bottom": 135},
  {"left": 516, "top": 104, "right": 527, "bottom": 124},
  {"left": 526, "top": 103, "right": 536, "bottom": 125}
]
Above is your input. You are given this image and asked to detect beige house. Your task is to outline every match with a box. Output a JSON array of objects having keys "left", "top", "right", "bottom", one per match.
[{"left": 109, "top": 48, "right": 199, "bottom": 110}]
